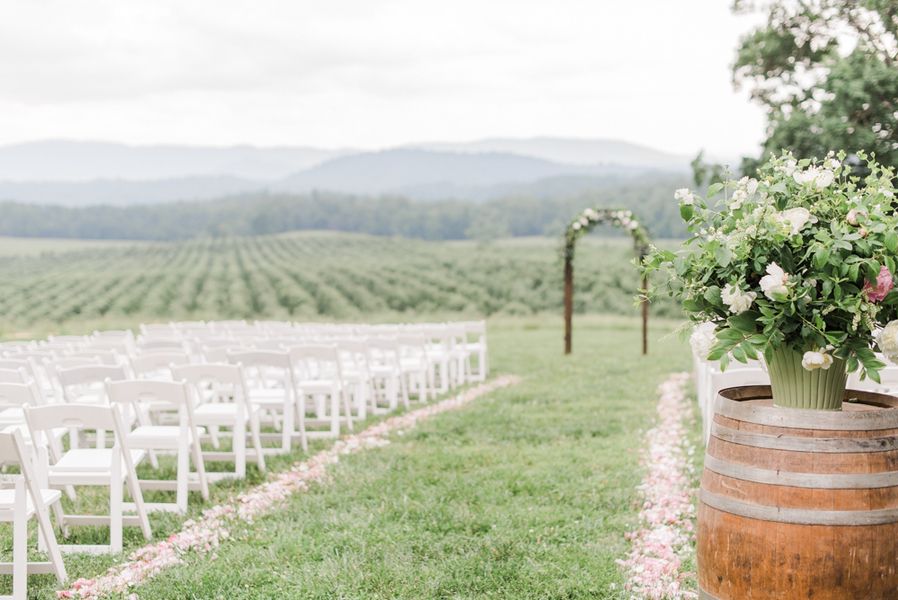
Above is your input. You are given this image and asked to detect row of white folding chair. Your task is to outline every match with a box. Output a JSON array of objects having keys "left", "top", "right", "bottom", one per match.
[{"left": 0, "top": 427, "right": 68, "bottom": 598}]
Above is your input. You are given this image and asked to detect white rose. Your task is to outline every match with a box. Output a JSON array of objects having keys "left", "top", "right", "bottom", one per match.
[
  {"left": 782, "top": 159, "right": 798, "bottom": 175},
  {"left": 825, "top": 158, "right": 841, "bottom": 170},
  {"left": 778, "top": 207, "right": 812, "bottom": 235},
  {"left": 794, "top": 168, "right": 818, "bottom": 186},
  {"left": 579, "top": 217, "right": 589, "bottom": 226},
  {"left": 759, "top": 262, "right": 790, "bottom": 300},
  {"left": 729, "top": 189, "right": 748, "bottom": 210},
  {"left": 802, "top": 349, "right": 834, "bottom": 371},
  {"left": 846, "top": 208, "right": 863, "bottom": 225},
  {"left": 815, "top": 169, "right": 835, "bottom": 189},
  {"left": 880, "top": 321, "right": 898, "bottom": 364},
  {"left": 689, "top": 322, "right": 717, "bottom": 360},
  {"left": 628, "top": 221, "right": 639, "bottom": 230},
  {"left": 721, "top": 284, "right": 757, "bottom": 314},
  {"left": 736, "top": 176, "right": 758, "bottom": 195},
  {"left": 675, "top": 188, "right": 695, "bottom": 205},
  {"left": 572, "top": 222, "right": 582, "bottom": 230}
]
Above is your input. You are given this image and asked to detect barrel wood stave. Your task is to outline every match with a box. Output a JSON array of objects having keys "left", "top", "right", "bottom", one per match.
[{"left": 698, "top": 386, "right": 898, "bottom": 599}]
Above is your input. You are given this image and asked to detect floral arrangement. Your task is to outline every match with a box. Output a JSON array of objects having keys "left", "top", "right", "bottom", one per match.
[
  {"left": 563, "top": 207, "right": 651, "bottom": 261},
  {"left": 643, "top": 151, "right": 898, "bottom": 382}
]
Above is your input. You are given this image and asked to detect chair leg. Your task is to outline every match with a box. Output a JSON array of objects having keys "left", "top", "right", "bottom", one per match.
[
  {"left": 233, "top": 420, "right": 247, "bottom": 479},
  {"left": 50, "top": 500, "right": 68, "bottom": 539},
  {"left": 176, "top": 438, "right": 189, "bottom": 513},
  {"left": 287, "top": 397, "right": 304, "bottom": 452},
  {"left": 209, "top": 425, "right": 221, "bottom": 449},
  {"left": 123, "top": 462, "right": 152, "bottom": 541},
  {"left": 250, "top": 412, "right": 266, "bottom": 472},
  {"left": 399, "top": 373, "right": 410, "bottom": 409},
  {"left": 189, "top": 433, "right": 210, "bottom": 501},
  {"left": 329, "top": 393, "right": 340, "bottom": 437},
  {"left": 340, "top": 388, "right": 354, "bottom": 432},
  {"left": 12, "top": 480, "right": 27, "bottom": 600},
  {"left": 36, "top": 500, "right": 67, "bottom": 584},
  {"left": 110, "top": 450, "right": 123, "bottom": 553},
  {"left": 249, "top": 412, "right": 265, "bottom": 473}
]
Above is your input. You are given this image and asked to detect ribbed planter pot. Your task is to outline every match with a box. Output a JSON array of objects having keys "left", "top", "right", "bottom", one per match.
[
  {"left": 766, "top": 346, "right": 848, "bottom": 410},
  {"left": 698, "top": 385, "right": 898, "bottom": 599}
]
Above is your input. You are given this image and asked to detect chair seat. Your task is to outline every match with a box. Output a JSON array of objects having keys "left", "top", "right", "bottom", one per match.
[
  {"left": 369, "top": 365, "right": 399, "bottom": 376},
  {"left": 1, "top": 423, "right": 67, "bottom": 442},
  {"left": 0, "top": 408, "right": 23, "bottom": 422},
  {"left": 248, "top": 389, "right": 290, "bottom": 408},
  {"left": 127, "top": 425, "right": 184, "bottom": 445},
  {"left": 194, "top": 403, "right": 258, "bottom": 423},
  {"left": 400, "top": 358, "right": 427, "bottom": 371},
  {"left": 0, "top": 488, "right": 61, "bottom": 515},
  {"left": 52, "top": 448, "right": 146, "bottom": 473},
  {"left": 296, "top": 379, "right": 339, "bottom": 393}
]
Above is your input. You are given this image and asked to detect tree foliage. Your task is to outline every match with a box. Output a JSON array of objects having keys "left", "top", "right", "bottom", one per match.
[
  {"left": 0, "top": 179, "right": 690, "bottom": 241},
  {"left": 733, "top": 0, "right": 898, "bottom": 171}
]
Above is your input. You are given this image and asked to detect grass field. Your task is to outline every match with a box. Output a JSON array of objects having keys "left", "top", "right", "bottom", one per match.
[
  {"left": 6, "top": 315, "right": 694, "bottom": 599},
  {"left": 0, "top": 236, "right": 145, "bottom": 257},
  {"left": 0, "top": 232, "right": 679, "bottom": 339}
]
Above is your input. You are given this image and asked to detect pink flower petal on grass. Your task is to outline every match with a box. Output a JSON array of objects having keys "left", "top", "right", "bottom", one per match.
[
  {"left": 58, "top": 376, "right": 520, "bottom": 600},
  {"left": 616, "top": 372, "right": 697, "bottom": 599}
]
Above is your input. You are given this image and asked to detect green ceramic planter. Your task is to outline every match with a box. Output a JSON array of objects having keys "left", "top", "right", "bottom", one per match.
[{"left": 766, "top": 346, "right": 848, "bottom": 410}]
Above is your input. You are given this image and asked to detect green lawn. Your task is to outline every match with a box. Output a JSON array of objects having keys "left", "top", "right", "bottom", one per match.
[
  {"left": 133, "top": 316, "right": 690, "bottom": 599},
  {"left": 7, "top": 315, "right": 691, "bottom": 598}
]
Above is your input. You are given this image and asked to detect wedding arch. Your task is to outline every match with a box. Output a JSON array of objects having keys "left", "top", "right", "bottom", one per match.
[{"left": 562, "top": 208, "right": 652, "bottom": 355}]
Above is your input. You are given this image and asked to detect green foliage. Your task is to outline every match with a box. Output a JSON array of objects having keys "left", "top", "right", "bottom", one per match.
[
  {"left": 643, "top": 151, "right": 898, "bottom": 380},
  {"left": 734, "top": 0, "right": 898, "bottom": 170},
  {"left": 0, "top": 176, "right": 691, "bottom": 242},
  {"left": 562, "top": 208, "right": 651, "bottom": 261}
]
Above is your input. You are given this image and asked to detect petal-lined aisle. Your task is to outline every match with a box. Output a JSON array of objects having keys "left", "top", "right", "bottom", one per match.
[
  {"left": 616, "top": 372, "right": 696, "bottom": 600},
  {"left": 58, "top": 375, "right": 520, "bottom": 599}
]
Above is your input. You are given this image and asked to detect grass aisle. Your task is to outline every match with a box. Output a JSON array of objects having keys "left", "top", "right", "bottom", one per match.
[{"left": 131, "top": 316, "right": 690, "bottom": 599}]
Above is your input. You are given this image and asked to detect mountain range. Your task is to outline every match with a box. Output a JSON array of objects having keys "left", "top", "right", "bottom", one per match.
[{"left": 0, "top": 137, "right": 691, "bottom": 206}]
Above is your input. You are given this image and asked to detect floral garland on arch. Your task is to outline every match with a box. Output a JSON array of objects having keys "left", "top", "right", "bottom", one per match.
[
  {"left": 563, "top": 208, "right": 652, "bottom": 261},
  {"left": 562, "top": 207, "right": 653, "bottom": 355}
]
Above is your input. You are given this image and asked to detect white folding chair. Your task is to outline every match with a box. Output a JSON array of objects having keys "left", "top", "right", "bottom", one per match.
[
  {"left": 336, "top": 342, "right": 375, "bottom": 420},
  {"left": 365, "top": 338, "right": 409, "bottom": 412},
  {"left": 129, "top": 352, "right": 191, "bottom": 380},
  {"left": 106, "top": 379, "right": 209, "bottom": 513},
  {"left": 227, "top": 351, "right": 304, "bottom": 453},
  {"left": 172, "top": 363, "right": 266, "bottom": 479},
  {"left": 0, "top": 382, "right": 66, "bottom": 466},
  {"left": 396, "top": 335, "right": 433, "bottom": 402},
  {"left": 288, "top": 345, "right": 353, "bottom": 438},
  {"left": 461, "top": 320, "right": 488, "bottom": 382},
  {"left": 55, "top": 364, "right": 129, "bottom": 453},
  {"left": 0, "top": 428, "right": 67, "bottom": 598},
  {"left": 24, "top": 403, "right": 152, "bottom": 554}
]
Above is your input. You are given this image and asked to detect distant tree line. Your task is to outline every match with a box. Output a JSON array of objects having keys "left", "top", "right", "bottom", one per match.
[{"left": 0, "top": 179, "right": 688, "bottom": 241}]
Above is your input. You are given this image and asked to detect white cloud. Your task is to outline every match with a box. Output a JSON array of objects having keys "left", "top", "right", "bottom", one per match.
[{"left": 0, "top": 0, "right": 765, "bottom": 158}]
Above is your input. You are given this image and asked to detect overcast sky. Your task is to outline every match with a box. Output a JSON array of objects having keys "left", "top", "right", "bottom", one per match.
[{"left": 0, "top": 0, "right": 766, "bottom": 159}]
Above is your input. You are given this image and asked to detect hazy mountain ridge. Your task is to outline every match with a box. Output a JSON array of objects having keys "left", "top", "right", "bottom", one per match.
[
  {"left": 0, "top": 140, "right": 349, "bottom": 182},
  {"left": 0, "top": 138, "right": 691, "bottom": 206}
]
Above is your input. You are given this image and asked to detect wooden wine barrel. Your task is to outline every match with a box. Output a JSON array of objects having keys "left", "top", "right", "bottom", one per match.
[{"left": 698, "top": 385, "right": 898, "bottom": 599}]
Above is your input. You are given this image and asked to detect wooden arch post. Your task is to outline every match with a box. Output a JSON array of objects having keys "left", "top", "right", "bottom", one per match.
[{"left": 562, "top": 208, "right": 651, "bottom": 356}]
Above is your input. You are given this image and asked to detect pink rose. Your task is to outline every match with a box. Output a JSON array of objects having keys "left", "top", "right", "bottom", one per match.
[{"left": 864, "top": 266, "right": 895, "bottom": 302}]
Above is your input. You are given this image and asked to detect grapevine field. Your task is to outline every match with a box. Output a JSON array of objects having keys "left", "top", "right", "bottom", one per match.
[{"left": 0, "top": 232, "right": 678, "bottom": 337}]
